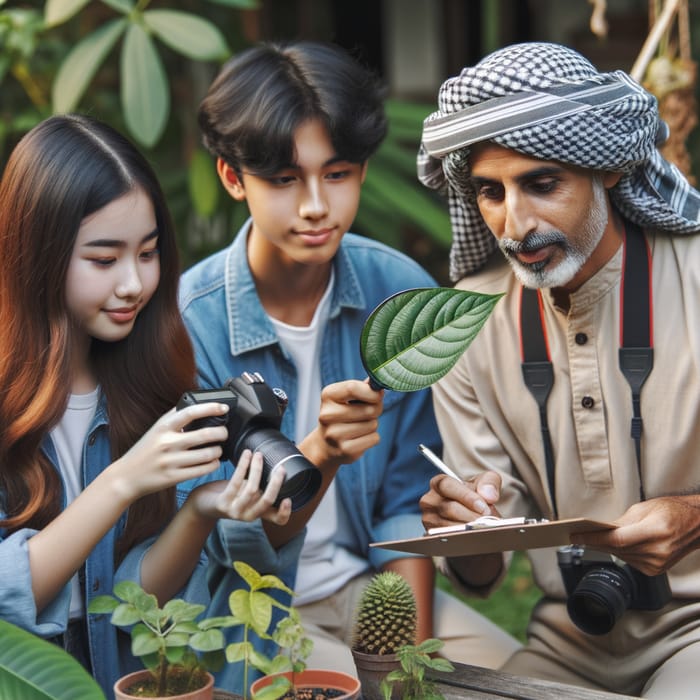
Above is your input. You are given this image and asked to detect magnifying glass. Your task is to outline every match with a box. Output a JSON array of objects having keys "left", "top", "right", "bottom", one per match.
[{"left": 359, "top": 287, "right": 504, "bottom": 392}]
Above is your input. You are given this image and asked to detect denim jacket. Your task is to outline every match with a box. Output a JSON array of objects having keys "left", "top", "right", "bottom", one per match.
[
  {"left": 178, "top": 222, "right": 442, "bottom": 691},
  {"left": 0, "top": 394, "right": 210, "bottom": 699}
]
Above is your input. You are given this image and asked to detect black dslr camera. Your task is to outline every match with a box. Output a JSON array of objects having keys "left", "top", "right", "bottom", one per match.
[
  {"left": 557, "top": 545, "right": 671, "bottom": 635},
  {"left": 177, "top": 372, "right": 321, "bottom": 512}
]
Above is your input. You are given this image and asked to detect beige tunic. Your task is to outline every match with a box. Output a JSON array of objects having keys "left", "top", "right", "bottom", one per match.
[{"left": 433, "top": 229, "right": 700, "bottom": 600}]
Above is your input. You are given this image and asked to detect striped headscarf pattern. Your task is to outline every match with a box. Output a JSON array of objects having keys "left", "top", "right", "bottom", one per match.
[{"left": 417, "top": 42, "right": 700, "bottom": 281}]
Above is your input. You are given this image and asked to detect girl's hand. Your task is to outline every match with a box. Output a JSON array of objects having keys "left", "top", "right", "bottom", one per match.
[
  {"left": 188, "top": 450, "right": 292, "bottom": 525},
  {"left": 108, "top": 402, "right": 230, "bottom": 501}
]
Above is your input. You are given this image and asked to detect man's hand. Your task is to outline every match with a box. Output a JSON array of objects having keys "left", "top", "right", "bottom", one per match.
[
  {"left": 420, "top": 471, "right": 503, "bottom": 530},
  {"left": 420, "top": 471, "right": 505, "bottom": 588},
  {"left": 571, "top": 495, "right": 700, "bottom": 576}
]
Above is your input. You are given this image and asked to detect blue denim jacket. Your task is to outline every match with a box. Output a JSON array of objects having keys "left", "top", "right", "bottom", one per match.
[
  {"left": 0, "top": 395, "right": 210, "bottom": 699},
  {"left": 178, "top": 222, "right": 442, "bottom": 692}
]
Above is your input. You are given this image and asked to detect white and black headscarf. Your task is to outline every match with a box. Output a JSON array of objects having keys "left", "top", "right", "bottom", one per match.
[{"left": 417, "top": 42, "right": 700, "bottom": 281}]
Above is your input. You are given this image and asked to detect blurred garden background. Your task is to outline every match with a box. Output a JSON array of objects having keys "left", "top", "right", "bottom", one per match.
[{"left": 2, "top": 0, "right": 699, "bottom": 644}]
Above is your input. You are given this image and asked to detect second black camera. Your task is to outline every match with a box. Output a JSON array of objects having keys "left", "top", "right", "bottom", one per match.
[
  {"left": 557, "top": 544, "right": 671, "bottom": 635},
  {"left": 177, "top": 372, "right": 321, "bottom": 512}
]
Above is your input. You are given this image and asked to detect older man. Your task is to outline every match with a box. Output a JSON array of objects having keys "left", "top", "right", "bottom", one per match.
[{"left": 418, "top": 42, "right": 700, "bottom": 698}]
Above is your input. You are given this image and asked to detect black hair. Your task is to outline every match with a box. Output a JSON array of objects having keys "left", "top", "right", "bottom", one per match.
[{"left": 198, "top": 40, "right": 388, "bottom": 175}]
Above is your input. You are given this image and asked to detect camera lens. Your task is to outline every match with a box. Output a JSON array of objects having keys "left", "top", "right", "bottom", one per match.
[
  {"left": 236, "top": 426, "right": 322, "bottom": 511},
  {"left": 567, "top": 567, "right": 634, "bottom": 635}
]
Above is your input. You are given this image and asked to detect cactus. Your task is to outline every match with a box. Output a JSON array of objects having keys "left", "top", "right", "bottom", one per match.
[{"left": 351, "top": 571, "right": 417, "bottom": 655}]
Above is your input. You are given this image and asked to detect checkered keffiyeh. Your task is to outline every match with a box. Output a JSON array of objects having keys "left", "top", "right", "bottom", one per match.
[{"left": 417, "top": 42, "right": 700, "bottom": 281}]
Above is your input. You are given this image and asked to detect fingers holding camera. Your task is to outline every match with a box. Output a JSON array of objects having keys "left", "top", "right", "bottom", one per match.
[
  {"left": 571, "top": 495, "right": 700, "bottom": 576},
  {"left": 188, "top": 450, "right": 291, "bottom": 525},
  {"left": 106, "top": 403, "right": 229, "bottom": 502}
]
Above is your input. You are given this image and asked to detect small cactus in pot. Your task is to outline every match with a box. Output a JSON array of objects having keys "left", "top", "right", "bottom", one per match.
[
  {"left": 351, "top": 571, "right": 454, "bottom": 700},
  {"left": 352, "top": 571, "right": 417, "bottom": 655}
]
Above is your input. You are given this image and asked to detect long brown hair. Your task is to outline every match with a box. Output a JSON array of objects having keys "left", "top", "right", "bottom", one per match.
[{"left": 0, "top": 114, "right": 196, "bottom": 560}]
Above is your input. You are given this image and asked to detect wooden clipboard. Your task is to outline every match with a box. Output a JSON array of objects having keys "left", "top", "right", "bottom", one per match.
[{"left": 370, "top": 518, "right": 615, "bottom": 557}]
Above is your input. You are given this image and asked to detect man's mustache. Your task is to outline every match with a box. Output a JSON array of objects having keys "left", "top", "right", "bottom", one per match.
[{"left": 500, "top": 231, "right": 568, "bottom": 255}]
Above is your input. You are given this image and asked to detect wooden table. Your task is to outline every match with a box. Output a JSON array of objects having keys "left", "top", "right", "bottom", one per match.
[
  {"left": 214, "top": 662, "right": 639, "bottom": 699},
  {"left": 428, "top": 662, "right": 639, "bottom": 699}
]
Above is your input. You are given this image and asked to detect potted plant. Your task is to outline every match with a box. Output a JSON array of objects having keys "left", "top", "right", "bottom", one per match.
[
  {"left": 88, "top": 581, "right": 225, "bottom": 699},
  {"left": 210, "top": 561, "right": 360, "bottom": 700},
  {"left": 350, "top": 571, "right": 454, "bottom": 700},
  {"left": 91, "top": 561, "right": 362, "bottom": 700},
  {"left": 0, "top": 619, "right": 106, "bottom": 700}
]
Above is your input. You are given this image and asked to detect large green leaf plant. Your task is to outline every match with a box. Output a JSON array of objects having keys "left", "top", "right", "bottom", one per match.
[
  {"left": 360, "top": 287, "right": 504, "bottom": 392},
  {"left": 45, "top": 0, "right": 251, "bottom": 147},
  {"left": 0, "top": 619, "right": 106, "bottom": 700}
]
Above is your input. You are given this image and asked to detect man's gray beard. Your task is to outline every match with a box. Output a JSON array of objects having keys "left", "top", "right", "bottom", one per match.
[{"left": 499, "top": 179, "right": 609, "bottom": 289}]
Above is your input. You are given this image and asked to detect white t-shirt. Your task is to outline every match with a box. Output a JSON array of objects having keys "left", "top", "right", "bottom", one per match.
[
  {"left": 269, "top": 271, "right": 366, "bottom": 605},
  {"left": 49, "top": 387, "right": 99, "bottom": 619}
]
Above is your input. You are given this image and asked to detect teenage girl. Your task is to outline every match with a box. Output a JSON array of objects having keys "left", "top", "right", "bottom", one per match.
[{"left": 0, "top": 114, "right": 292, "bottom": 695}]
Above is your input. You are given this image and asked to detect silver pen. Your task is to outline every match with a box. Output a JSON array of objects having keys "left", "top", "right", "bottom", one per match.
[{"left": 418, "top": 444, "right": 462, "bottom": 481}]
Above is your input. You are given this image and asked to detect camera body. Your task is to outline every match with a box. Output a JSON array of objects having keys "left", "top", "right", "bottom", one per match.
[
  {"left": 557, "top": 545, "right": 671, "bottom": 635},
  {"left": 177, "top": 372, "right": 321, "bottom": 511}
]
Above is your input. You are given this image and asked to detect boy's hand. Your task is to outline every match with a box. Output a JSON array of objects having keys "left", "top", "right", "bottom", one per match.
[{"left": 299, "top": 379, "right": 383, "bottom": 469}]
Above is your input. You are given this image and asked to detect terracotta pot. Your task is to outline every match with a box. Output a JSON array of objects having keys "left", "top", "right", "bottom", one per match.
[
  {"left": 350, "top": 649, "right": 402, "bottom": 700},
  {"left": 114, "top": 669, "right": 215, "bottom": 700},
  {"left": 250, "top": 668, "right": 360, "bottom": 699}
]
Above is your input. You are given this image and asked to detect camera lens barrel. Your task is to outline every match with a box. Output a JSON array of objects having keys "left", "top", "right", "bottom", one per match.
[
  {"left": 566, "top": 567, "right": 634, "bottom": 635},
  {"left": 237, "top": 426, "right": 322, "bottom": 511}
]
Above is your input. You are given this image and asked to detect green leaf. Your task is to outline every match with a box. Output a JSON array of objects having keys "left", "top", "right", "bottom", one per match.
[
  {"left": 87, "top": 595, "right": 119, "bottom": 614},
  {"left": 52, "top": 18, "right": 127, "bottom": 113},
  {"left": 234, "top": 560, "right": 263, "bottom": 589},
  {"left": 189, "top": 148, "right": 219, "bottom": 217},
  {"left": 164, "top": 646, "right": 186, "bottom": 663},
  {"left": 253, "top": 676, "right": 291, "bottom": 700},
  {"left": 199, "top": 615, "right": 238, "bottom": 630},
  {"left": 164, "top": 632, "right": 190, "bottom": 647},
  {"left": 121, "top": 22, "right": 169, "bottom": 147},
  {"left": 225, "top": 641, "right": 253, "bottom": 664},
  {"left": 190, "top": 628, "right": 225, "bottom": 652},
  {"left": 44, "top": 0, "right": 91, "bottom": 27},
  {"left": 258, "top": 573, "right": 294, "bottom": 596},
  {"left": 132, "top": 631, "right": 162, "bottom": 657},
  {"left": 162, "top": 598, "right": 205, "bottom": 623},
  {"left": 267, "top": 655, "right": 292, "bottom": 674},
  {"left": 360, "top": 287, "right": 504, "bottom": 391},
  {"left": 415, "top": 638, "right": 444, "bottom": 655},
  {"left": 0, "top": 620, "right": 106, "bottom": 700},
  {"left": 111, "top": 602, "right": 144, "bottom": 627},
  {"left": 228, "top": 590, "right": 254, "bottom": 625},
  {"left": 143, "top": 10, "right": 229, "bottom": 60},
  {"left": 427, "top": 657, "right": 455, "bottom": 672},
  {"left": 114, "top": 579, "right": 151, "bottom": 604},
  {"left": 363, "top": 166, "right": 452, "bottom": 246}
]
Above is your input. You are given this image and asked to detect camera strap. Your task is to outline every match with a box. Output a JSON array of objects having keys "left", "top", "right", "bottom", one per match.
[{"left": 520, "top": 222, "right": 652, "bottom": 518}]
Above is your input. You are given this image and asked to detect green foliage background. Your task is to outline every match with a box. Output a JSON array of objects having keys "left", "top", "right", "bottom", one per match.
[{"left": 0, "top": 0, "right": 452, "bottom": 281}]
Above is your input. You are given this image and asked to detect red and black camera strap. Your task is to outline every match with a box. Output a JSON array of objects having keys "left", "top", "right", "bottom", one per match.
[{"left": 519, "top": 222, "right": 653, "bottom": 518}]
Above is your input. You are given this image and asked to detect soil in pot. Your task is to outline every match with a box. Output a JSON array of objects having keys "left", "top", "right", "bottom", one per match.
[
  {"left": 114, "top": 668, "right": 214, "bottom": 699},
  {"left": 250, "top": 669, "right": 360, "bottom": 700},
  {"left": 276, "top": 688, "right": 347, "bottom": 699}
]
